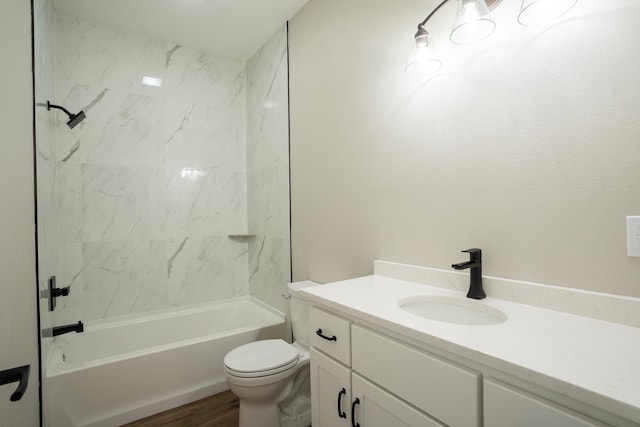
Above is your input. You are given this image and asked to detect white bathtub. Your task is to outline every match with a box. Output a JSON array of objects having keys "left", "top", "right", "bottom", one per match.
[{"left": 44, "top": 297, "right": 287, "bottom": 427}]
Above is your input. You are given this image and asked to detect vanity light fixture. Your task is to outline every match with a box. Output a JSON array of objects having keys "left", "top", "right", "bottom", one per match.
[{"left": 406, "top": 0, "right": 579, "bottom": 76}]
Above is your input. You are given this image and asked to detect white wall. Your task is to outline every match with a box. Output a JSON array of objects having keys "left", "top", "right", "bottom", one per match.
[
  {"left": 289, "top": 0, "right": 640, "bottom": 297},
  {"left": 0, "top": 0, "right": 40, "bottom": 424}
]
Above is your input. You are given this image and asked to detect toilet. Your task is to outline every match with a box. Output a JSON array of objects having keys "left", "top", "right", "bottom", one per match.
[{"left": 224, "top": 281, "right": 316, "bottom": 427}]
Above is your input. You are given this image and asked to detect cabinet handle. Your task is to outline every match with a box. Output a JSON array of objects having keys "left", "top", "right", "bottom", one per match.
[
  {"left": 337, "top": 387, "right": 347, "bottom": 418},
  {"left": 351, "top": 397, "right": 360, "bottom": 427},
  {"left": 316, "top": 328, "right": 337, "bottom": 341}
]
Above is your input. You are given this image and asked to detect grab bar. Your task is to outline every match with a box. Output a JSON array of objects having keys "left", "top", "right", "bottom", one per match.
[{"left": 0, "top": 365, "right": 30, "bottom": 402}]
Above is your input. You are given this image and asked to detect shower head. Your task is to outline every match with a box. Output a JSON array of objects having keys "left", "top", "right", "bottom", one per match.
[
  {"left": 46, "top": 101, "right": 86, "bottom": 129},
  {"left": 66, "top": 111, "right": 86, "bottom": 129}
]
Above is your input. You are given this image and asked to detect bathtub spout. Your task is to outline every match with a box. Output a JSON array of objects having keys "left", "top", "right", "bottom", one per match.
[{"left": 42, "top": 321, "right": 84, "bottom": 338}]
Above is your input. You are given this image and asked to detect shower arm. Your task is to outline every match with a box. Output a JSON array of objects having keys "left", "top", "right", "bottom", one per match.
[{"left": 46, "top": 101, "right": 74, "bottom": 118}]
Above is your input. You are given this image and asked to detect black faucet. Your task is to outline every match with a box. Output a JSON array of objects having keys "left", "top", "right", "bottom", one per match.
[
  {"left": 42, "top": 321, "right": 84, "bottom": 338},
  {"left": 451, "top": 248, "right": 485, "bottom": 300}
]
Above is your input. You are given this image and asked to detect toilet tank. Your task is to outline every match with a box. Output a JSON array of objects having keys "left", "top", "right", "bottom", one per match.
[{"left": 288, "top": 281, "right": 317, "bottom": 347}]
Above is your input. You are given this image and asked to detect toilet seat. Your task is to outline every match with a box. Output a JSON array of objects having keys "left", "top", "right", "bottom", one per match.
[{"left": 224, "top": 339, "right": 300, "bottom": 378}]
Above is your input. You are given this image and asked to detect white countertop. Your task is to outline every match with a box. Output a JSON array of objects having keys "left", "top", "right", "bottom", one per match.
[{"left": 301, "top": 268, "right": 640, "bottom": 424}]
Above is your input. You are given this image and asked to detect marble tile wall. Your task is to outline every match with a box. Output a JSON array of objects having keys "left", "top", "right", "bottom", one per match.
[
  {"left": 52, "top": 13, "right": 251, "bottom": 321},
  {"left": 246, "top": 27, "right": 292, "bottom": 313}
]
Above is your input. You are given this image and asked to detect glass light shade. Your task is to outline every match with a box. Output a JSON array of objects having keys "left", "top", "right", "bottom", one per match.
[
  {"left": 406, "top": 32, "right": 443, "bottom": 76},
  {"left": 518, "top": 0, "right": 578, "bottom": 26},
  {"left": 450, "top": 0, "right": 496, "bottom": 45}
]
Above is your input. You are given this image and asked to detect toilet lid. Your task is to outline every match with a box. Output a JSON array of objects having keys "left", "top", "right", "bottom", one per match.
[{"left": 224, "top": 339, "right": 299, "bottom": 377}]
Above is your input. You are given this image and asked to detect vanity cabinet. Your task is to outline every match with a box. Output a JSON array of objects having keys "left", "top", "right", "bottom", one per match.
[
  {"left": 310, "top": 306, "right": 476, "bottom": 427},
  {"left": 309, "top": 304, "right": 611, "bottom": 427},
  {"left": 303, "top": 263, "right": 640, "bottom": 427}
]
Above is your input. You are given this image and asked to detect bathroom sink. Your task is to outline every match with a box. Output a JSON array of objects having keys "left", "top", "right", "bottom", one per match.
[{"left": 398, "top": 296, "right": 507, "bottom": 325}]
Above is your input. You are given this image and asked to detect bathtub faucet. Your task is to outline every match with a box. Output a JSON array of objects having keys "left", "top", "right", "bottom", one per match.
[{"left": 42, "top": 321, "right": 84, "bottom": 338}]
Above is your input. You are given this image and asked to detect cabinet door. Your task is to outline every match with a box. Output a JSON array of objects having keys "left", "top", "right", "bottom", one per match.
[
  {"left": 351, "top": 374, "right": 445, "bottom": 427},
  {"left": 484, "top": 379, "right": 605, "bottom": 427},
  {"left": 311, "top": 348, "right": 351, "bottom": 427}
]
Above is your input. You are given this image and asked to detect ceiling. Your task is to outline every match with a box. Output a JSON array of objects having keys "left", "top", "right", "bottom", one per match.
[{"left": 52, "top": 0, "right": 310, "bottom": 61}]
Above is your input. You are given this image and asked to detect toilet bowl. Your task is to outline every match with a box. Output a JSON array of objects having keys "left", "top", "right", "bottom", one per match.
[{"left": 223, "top": 281, "right": 316, "bottom": 427}]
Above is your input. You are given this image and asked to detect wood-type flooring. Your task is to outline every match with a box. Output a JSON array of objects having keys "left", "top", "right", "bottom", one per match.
[{"left": 122, "top": 390, "right": 239, "bottom": 427}]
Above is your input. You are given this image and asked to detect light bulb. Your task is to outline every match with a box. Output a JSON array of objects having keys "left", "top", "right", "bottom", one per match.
[
  {"left": 406, "top": 29, "right": 442, "bottom": 76},
  {"left": 450, "top": 0, "right": 496, "bottom": 45}
]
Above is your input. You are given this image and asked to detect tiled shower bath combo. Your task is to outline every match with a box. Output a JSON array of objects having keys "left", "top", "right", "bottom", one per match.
[{"left": 34, "top": 1, "right": 291, "bottom": 424}]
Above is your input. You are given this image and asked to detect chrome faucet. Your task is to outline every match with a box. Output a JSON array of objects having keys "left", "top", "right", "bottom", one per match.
[{"left": 451, "top": 248, "right": 485, "bottom": 300}]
